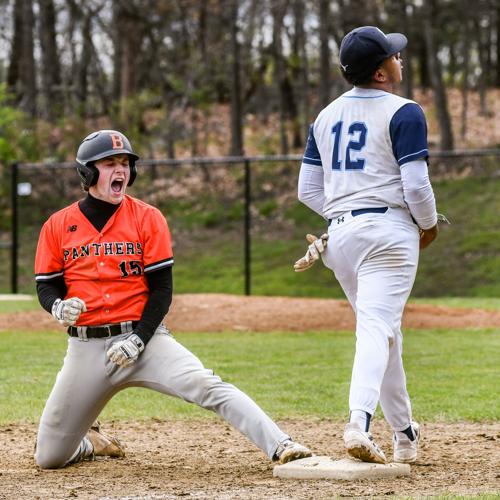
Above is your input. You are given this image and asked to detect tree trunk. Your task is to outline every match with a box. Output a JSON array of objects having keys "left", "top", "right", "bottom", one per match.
[
  {"left": 76, "top": 12, "right": 92, "bottom": 112},
  {"left": 255, "top": 18, "right": 270, "bottom": 125},
  {"left": 64, "top": 0, "right": 79, "bottom": 115},
  {"left": 318, "top": 0, "right": 331, "bottom": 107},
  {"left": 473, "top": 11, "right": 489, "bottom": 116},
  {"left": 293, "top": 0, "right": 310, "bottom": 144},
  {"left": 229, "top": 0, "right": 243, "bottom": 156},
  {"left": 460, "top": 12, "right": 470, "bottom": 139},
  {"left": 38, "top": 0, "right": 61, "bottom": 121},
  {"left": 7, "top": 0, "right": 23, "bottom": 92},
  {"left": 19, "top": 0, "right": 36, "bottom": 116},
  {"left": 112, "top": 0, "right": 123, "bottom": 99},
  {"left": 271, "top": 0, "right": 289, "bottom": 155},
  {"left": 89, "top": 40, "right": 111, "bottom": 116},
  {"left": 120, "top": 11, "right": 140, "bottom": 99},
  {"left": 8, "top": 0, "right": 36, "bottom": 116},
  {"left": 422, "top": 1, "right": 454, "bottom": 150},
  {"left": 286, "top": 1, "right": 302, "bottom": 148},
  {"left": 416, "top": 29, "right": 430, "bottom": 90},
  {"left": 400, "top": 0, "right": 414, "bottom": 99},
  {"left": 496, "top": 1, "right": 500, "bottom": 86}
]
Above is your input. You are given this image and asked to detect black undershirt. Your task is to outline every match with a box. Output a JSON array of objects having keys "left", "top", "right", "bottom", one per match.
[{"left": 36, "top": 193, "right": 173, "bottom": 345}]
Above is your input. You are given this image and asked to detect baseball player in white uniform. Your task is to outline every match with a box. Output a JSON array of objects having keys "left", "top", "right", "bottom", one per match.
[{"left": 295, "top": 26, "right": 439, "bottom": 464}]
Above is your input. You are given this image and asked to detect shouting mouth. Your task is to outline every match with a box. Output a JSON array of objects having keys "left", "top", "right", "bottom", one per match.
[{"left": 111, "top": 179, "right": 125, "bottom": 194}]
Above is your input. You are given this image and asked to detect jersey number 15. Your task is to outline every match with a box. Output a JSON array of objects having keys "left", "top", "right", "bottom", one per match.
[
  {"left": 331, "top": 121, "right": 367, "bottom": 171},
  {"left": 119, "top": 260, "right": 143, "bottom": 277}
]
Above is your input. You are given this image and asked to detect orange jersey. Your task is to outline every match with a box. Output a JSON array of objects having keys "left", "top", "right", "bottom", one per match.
[{"left": 35, "top": 195, "right": 174, "bottom": 325}]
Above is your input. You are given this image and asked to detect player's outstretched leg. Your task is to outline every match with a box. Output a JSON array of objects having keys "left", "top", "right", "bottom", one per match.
[
  {"left": 273, "top": 440, "right": 313, "bottom": 464},
  {"left": 134, "top": 330, "right": 312, "bottom": 463}
]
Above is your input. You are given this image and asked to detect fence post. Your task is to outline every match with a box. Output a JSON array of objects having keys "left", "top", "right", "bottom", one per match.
[
  {"left": 244, "top": 159, "right": 251, "bottom": 295},
  {"left": 10, "top": 162, "right": 18, "bottom": 294}
]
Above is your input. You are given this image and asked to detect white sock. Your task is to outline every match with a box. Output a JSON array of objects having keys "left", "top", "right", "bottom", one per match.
[{"left": 349, "top": 410, "right": 371, "bottom": 431}]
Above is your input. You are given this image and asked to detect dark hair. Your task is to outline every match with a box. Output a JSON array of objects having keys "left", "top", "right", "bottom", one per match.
[{"left": 340, "top": 64, "right": 381, "bottom": 86}]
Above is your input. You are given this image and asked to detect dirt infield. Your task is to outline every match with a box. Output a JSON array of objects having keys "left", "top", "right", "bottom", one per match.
[
  {"left": 1, "top": 294, "right": 499, "bottom": 499},
  {"left": 2, "top": 293, "right": 500, "bottom": 333},
  {"left": 1, "top": 420, "right": 499, "bottom": 499}
]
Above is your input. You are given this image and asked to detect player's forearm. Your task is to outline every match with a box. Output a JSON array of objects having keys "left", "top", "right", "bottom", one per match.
[
  {"left": 298, "top": 162, "right": 326, "bottom": 217},
  {"left": 134, "top": 266, "right": 173, "bottom": 345},
  {"left": 400, "top": 160, "right": 438, "bottom": 230},
  {"left": 36, "top": 277, "right": 67, "bottom": 314}
]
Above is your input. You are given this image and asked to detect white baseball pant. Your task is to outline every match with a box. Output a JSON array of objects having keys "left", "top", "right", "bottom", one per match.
[
  {"left": 35, "top": 325, "right": 289, "bottom": 468},
  {"left": 321, "top": 207, "right": 420, "bottom": 431}
]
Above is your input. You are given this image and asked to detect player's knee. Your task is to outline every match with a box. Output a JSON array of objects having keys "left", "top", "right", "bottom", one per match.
[{"left": 35, "top": 446, "right": 67, "bottom": 469}]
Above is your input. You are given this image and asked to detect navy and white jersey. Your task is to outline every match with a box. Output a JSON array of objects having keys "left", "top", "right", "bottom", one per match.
[{"left": 302, "top": 87, "right": 429, "bottom": 218}]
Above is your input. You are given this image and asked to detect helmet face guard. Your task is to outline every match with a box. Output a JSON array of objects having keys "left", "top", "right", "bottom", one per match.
[{"left": 76, "top": 130, "right": 139, "bottom": 189}]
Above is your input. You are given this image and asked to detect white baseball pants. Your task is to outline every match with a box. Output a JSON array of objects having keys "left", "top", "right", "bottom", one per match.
[
  {"left": 35, "top": 325, "right": 289, "bottom": 468},
  {"left": 322, "top": 207, "right": 420, "bottom": 431}
]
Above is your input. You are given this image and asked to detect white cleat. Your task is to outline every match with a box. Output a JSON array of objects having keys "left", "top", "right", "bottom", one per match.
[
  {"left": 393, "top": 421, "right": 420, "bottom": 464},
  {"left": 344, "top": 422, "right": 387, "bottom": 464},
  {"left": 274, "top": 440, "right": 313, "bottom": 464}
]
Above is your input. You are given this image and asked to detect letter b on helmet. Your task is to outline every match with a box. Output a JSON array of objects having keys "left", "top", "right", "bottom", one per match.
[{"left": 76, "top": 130, "right": 139, "bottom": 189}]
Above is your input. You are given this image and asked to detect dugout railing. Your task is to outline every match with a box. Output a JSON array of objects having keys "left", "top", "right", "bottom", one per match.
[{"left": 4, "top": 149, "right": 500, "bottom": 295}]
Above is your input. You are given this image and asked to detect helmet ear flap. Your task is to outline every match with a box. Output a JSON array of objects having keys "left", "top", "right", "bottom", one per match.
[
  {"left": 128, "top": 160, "right": 137, "bottom": 186},
  {"left": 76, "top": 161, "right": 99, "bottom": 190}
]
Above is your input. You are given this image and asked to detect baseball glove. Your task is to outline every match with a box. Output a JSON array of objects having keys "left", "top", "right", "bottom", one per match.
[
  {"left": 294, "top": 233, "right": 329, "bottom": 272},
  {"left": 437, "top": 213, "right": 450, "bottom": 224}
]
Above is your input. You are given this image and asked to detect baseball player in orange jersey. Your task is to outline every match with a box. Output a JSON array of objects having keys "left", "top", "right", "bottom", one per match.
[{"left": 34, "top": 129, "right": 311, "bottom": 469}]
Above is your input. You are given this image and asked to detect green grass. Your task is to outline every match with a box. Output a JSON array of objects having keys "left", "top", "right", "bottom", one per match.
[
  {"left": 3, "top": 175, "right": 500, "bottom": 298},
  {"left": 175, "top": 174, "right": 496, "bottom": 298},
  {"left": 0, "top": 327, "right": 498, "bottom": 425},
  {"left": 408, "top": 297, "right": 500, "bottom": 310},
  {"left": 421, "top": 496, "right": 500, "bottom": 500},
  {"left": 0, "top": 297, "right": 39, "bottom": 313}
]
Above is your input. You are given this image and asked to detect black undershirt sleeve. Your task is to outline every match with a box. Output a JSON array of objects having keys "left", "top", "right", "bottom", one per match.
[
  {"left": 36, "top": 193, "right": 172, "bottom": 344},
  {"left": 134, "top": 266, "right": 173, "bottom": 345},
  {"left": 36, "top": 276, "right": 67, "bottom": 314}
]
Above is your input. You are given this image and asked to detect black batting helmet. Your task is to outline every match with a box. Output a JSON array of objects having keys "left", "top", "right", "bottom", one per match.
[{"left": 76, "top": 130, "right": 139, "bottom": 189}]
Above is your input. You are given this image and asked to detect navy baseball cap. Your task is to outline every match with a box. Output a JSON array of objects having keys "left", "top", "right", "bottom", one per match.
[{"left": 339, "top": 26, "right": 407, "bottom": 77}]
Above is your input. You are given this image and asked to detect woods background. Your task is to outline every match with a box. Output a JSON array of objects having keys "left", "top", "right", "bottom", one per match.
[
  {"left": 1, "top": 0, "right": 499, "bottom": 165},
  {"left": 0, "top": 0, "right": 499, "bottom": 296}
]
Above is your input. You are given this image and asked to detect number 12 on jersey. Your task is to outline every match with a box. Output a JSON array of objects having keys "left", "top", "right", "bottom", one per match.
[{"left": 331, "top": 121, "right": 367, "bottom": 171}]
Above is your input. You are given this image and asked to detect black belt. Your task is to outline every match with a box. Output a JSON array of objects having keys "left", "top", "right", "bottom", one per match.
[
  {"left": 328, "top": 207, "right": 388, "bottom": 226},
  {"left": 68, "top": 321, "right": 138, "bottom": 338}
]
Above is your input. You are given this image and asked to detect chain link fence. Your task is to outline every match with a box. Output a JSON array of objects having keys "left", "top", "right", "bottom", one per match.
[{"left": 2, "top": 150, "right": 499, "bottom": 297}]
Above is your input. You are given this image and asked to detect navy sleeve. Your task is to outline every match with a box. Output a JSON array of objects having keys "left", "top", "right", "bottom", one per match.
[
  {"left": 302, "top": 124, "right": 322, "bottom": 166},
  {"left": 389, "top": 103, "right": 429, "bottom": 166}
]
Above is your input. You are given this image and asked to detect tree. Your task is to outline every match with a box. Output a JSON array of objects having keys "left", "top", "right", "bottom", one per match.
[
  {"left": 271, "top": 0, "right": 290, "bottom": 154},
  {"left": 460, "top": 5, "right": 471, "bottom": 139},
  {"left": 229, "top": 0, "right": 243, "bottom": 156},
  {"left": 292, "top": 0, "right": 310, "bottom": 142},
  {"left": 38, "top": 0, "right": 61, "bottom": 121},
  {"left": 113, "top": 1, "right": 144, "bottom": 100},
  {"left": 7, "top": 0, "right": 36, "bottom": 117},
  {"left": 496, "top": 1, "right": 500, "bottom": 86},
  {"left": 318, "top": 0, "right": 331, "bottom": 107},
  {"left": 422, "top": 0, "right": 454, "bottom": 150},
  {"left": 473, "top": 1, "right": 491, "bottom": 116}
]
